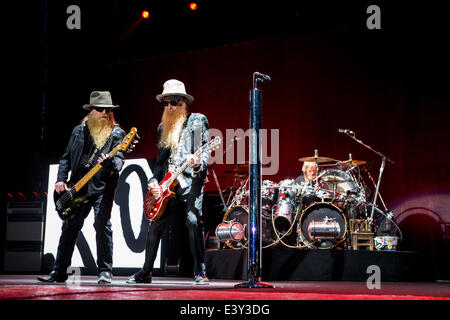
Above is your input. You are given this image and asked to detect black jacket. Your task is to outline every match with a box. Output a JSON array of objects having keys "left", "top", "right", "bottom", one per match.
[{"left": 57, "top": 123, "right": 126, "bottom": 195}]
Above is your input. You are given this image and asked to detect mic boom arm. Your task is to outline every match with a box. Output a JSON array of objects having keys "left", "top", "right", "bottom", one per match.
[{"left": 339, "top": 129, "right": 395, "bottom": 221}]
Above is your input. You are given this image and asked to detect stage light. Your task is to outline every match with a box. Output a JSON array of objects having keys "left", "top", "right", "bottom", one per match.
[
  {"left": 142, "top": 10, "right": 150, "bottom": 19},
  {"left": 189, "top": 2, "right": 198, "bottom": 11}
]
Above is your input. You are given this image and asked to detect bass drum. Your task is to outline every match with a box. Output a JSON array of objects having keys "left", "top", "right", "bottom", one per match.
[
  {"left": 221, "top": 205, "right": 276, "bottom": 247},
  {"left": 298, "top": 202, "right": 347, "bottom": 249}
]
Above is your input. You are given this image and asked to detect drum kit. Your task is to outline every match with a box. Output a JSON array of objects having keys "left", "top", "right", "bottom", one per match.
[{"left": 215, "top": 152, "right": 378, "bottom": 250}]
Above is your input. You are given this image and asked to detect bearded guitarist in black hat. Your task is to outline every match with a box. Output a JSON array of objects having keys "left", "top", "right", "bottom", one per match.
[{"left": 37, "top": 91, "right": 126, "bottom": 284}]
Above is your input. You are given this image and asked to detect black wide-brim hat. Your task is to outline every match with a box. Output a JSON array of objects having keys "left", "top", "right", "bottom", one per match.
[{"left": 82, "top": 91, "right": 119, "bottom": 110}]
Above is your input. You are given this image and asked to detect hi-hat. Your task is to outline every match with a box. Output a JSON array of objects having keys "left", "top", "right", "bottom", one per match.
[
  {"left": 335, "top": 160, "right": 367, "bottom": 167},
  {"left": 298, "top": 156, "right": 336, "bottom": 163}
]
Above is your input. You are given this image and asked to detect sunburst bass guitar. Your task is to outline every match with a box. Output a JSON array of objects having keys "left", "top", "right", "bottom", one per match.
[{"left": 144, "top": 136, "right": 221, "bottom": 221}]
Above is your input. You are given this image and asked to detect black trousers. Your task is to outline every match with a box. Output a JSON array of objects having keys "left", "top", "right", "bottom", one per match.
[
  {"left": 53, "top": 190, "right": 115, "bottom": 276},
  {"left": 143, "top": 182, "right": 206, "bottom": 275}
]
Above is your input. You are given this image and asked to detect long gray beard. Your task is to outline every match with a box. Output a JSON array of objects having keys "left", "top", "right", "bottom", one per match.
[{"left": 87, "top": 118, "right": 113, "bottom": 149}]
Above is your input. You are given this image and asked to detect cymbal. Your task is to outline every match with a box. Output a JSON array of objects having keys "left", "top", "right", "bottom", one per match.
[
  {"left": 321, "top": 178, "right": 351, "bottom": 184},
  {"left": 298, "top": 156, "right": 336, "bottom": 163},
  {"left": 229, "top": 162, "right": 270, "bottom": 168},
  {"left": 335, "top": 160, "right": 367, "bottom": 167},
  {"left": 318, "top": 162, "right": 340, "bottom": 167},
  {"left": 223, "top": 169, "right": 248, "bottom": 175},
  {"left": 236, "top": 162, "right": 249, "bottom": 168}
]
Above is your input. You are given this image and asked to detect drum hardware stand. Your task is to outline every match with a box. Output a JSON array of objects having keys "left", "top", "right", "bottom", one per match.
[
  {"left": 331, "top": 182, "right": 338, "bottom": 202},
  {"left": 220, "top": 137, "right": 246, "bottom": 208},
  {"left": 225, "top": 186, "right": 235, "bottom": 207},
  {"left": 363, "top": 166, "right": 388, "bottom": 211},
  {"left": 296, "top": 222, "right": 310, "bottom": 248},
  {"left": 208, "top": 163, "right": 228, "bottom": 212},
  {"left": 235, "top": 72, "right": 274, "bottom": 289},
  {"left": 226, "top": 175, "right": 246, "bottom": 207},
  {"left": 364, "top": 202, "right": 403, "bottom": 240},
  {"left": 339, "top": 129, "right": 394, "bottom": 222},
  {"left": 345, "top": 165, "right": 358, "bottom": 174},
  {"left": 228, "top": 178, "right": 249, "bottom": 208}
]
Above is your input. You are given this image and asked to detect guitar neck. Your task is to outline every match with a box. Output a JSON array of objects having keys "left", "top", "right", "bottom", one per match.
[
  {"left": 72, "top": 146, "right": 119, "bottom": 192},
  {"left": 167, "top": 160, "right": 190, "bottom": 186},
  {"left": 164, "top": 136, "right": 220, "bottom": 186},
  {"left": 167, "top": 146, "right": 206, "bottom": 185}
]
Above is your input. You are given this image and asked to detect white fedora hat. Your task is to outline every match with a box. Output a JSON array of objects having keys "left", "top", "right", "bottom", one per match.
[{"left": 156, "top": 79, "right": 194, "bottom": 104}]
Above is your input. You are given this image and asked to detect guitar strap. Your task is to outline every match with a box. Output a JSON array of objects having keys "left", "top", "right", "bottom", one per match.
[
  {"left": 168, "top": 114, "right": 191, "bottom": 189},
  {"left": 85, "top": 147, "right": 99, "bottom": 169},
  {"left": 84, "top": 125, "right": 117, "bottom": 169}
]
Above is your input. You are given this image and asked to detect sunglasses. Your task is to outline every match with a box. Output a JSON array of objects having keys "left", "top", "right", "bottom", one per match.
[
  {"left": 91, "top": 106, "right": 113, "bottom": 113},
  {"left": 161, "top": 98, "right": 184, "bottom": 107}
]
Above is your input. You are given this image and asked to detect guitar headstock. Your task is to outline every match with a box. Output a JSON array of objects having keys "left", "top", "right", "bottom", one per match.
[{"left": 118, "top": 127, "right": 140, "bottom": 153}]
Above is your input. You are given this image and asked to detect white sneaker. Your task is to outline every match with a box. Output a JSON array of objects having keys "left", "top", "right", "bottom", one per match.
[
  {"left": 98, "top": 271, "right": 112, "bottom": 284},
  {"left": 194, "top": 272, "right": 209, "bottom": 285}
]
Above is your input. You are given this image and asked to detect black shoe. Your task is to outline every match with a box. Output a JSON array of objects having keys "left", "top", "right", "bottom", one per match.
[
  {"left": 36, "top": 270, "right": 68, "bottom": 283},
  {"left": 126, "top": 269, "right": 152, "bottom": 284}
]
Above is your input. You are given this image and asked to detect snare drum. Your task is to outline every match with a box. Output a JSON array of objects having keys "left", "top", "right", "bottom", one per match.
[
  {"left": 273, "top": 179, "right": 302, "bottom": 234},
  {"left": 262, "top": 180, "right": 278, "bottom": 211}
]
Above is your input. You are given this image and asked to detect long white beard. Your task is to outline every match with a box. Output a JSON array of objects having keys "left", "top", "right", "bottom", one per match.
[{"left": 160, "top": 115, "right": 186, "bottom": 151}]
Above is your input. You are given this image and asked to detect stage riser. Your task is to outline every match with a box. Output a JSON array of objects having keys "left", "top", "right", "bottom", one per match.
[{"left": 205, "top": 249, "right": 435, "bottom": 282}]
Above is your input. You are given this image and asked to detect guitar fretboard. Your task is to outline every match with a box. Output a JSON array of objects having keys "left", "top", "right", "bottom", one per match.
[
  {"left": 166, "top": 139, "right": 217, "bottom": 186},
  {"left": 72, "top": 145, "right": 120, "bottom": 192}
]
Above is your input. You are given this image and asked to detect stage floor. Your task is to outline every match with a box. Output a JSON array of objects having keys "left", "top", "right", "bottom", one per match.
[
  {"left": 0, "top": 275, "right": 449, "bottom": 300},
  {"left": 205, "top": 248, "right": 438, "bottom": 282}
]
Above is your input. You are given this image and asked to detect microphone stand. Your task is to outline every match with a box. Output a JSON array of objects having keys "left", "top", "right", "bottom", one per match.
[
  {"left": 341, "top": 131, "right": 394, "bottom": 222},
  {"left": 235, "top": 72, "right": 274, "bottom": 289},
  {"left": 363, "top": 167, "right": 388, "bottom": 211}
]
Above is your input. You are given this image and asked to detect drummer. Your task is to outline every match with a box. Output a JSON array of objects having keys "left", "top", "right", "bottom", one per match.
[
  {"left": 295, "top": 161, "right": 319, "bottom": 184},
  {"left": 295, "top": 161, "right": 320, "bottom": 207}
]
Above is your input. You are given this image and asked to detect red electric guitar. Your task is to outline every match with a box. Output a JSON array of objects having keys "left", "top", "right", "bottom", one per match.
[{"left": 144, "top": 136, "right": 221, "bottom": 221}]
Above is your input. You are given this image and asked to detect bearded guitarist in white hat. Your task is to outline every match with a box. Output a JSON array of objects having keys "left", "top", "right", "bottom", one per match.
[
  {"left": 127, "top": 79, "right": 210, "bottom": 285},
  {"left": 37, "top": 91, "right": 126, "bottom": 284}
]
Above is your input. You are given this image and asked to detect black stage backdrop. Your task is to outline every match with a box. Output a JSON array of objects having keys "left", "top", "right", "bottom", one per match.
[{"left": 5, "top": 0, "right": 450, "bottom": 278}]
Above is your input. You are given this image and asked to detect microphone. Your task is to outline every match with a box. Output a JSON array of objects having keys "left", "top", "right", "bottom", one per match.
[
  {"left": 255, "top": 72, "right": 271, "bottom": 82},
  {"left": 338, "top": 129, "right": 355, "bottom": 135}
]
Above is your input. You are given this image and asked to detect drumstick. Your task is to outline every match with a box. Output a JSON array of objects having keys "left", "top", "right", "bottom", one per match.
[{"left": 313, "top": 171, "right": 326, "bottom": 182}]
